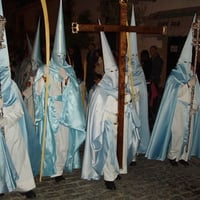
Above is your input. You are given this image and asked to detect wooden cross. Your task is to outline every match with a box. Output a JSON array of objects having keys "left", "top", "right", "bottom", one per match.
[{"left": 72, "top": 0, "right": 166, "bottom": 168}]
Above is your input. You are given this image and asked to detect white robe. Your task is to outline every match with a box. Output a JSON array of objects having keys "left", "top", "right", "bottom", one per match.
[
  {"left": 82, "top": 87, "right": 140, "bottom": 181},
  {"left": 168, "top": 83, "right": 198, "bottom": 161},
  {"left": 35, "top": 75, "right": 69, "bottom": 177},
  {"left": 4, "top": 101, "right": 35, "bottom": 192}
]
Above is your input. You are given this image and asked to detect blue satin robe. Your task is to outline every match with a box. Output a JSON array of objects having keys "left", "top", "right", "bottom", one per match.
[
  {"left": 34, "top": 61, "right": 86, "bottom": 176},
  {"left": 0, "top": 132, "right": 18, "bottom": 193},
  {"left": 191, "top": 102, "right": 200, "bottom": 157},
  {"left": 132, "top": 62, "right": 150, "bottom": 154},
  {"left": 146, "top": 63, "right": 200, "bottom": 160},
  {"left": 81, "top": 75, "right": 140, "bottom": 180},
  {"left": 0, "top": 66, "right": 40, "bottom": 192}
]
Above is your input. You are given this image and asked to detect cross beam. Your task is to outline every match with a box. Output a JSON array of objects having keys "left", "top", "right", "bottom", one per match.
[
  {"left": 72, "top": 23, "right": 166, "bottom": 35},
  {"left": 72, "top": 0, "right": 166, "bottom": 168}
]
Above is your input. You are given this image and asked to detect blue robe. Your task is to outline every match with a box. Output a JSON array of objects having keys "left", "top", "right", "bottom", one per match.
[
  {"left": 0, "top": 132, "right": 18, "bottom": 193},
  {"left": 191, "top": 104, "right": 200, "bottom": 157},
  {"left": 34, "top": 60, "right": 86, "bottom": 176},
  {"left": 132, "top": 63, "right": 150, "bottom": 154},
  {"left": 0, "top": 66, "right": 40, "bottom": 193},
  {"left": 127, "top": 10, "right": 150, "bottom": 153},
  {"left": 81, "top": 75, "right": 140, "bottom": 180},
  {"left": 145, "top": 63, "right": 200, "bottom": 160}
]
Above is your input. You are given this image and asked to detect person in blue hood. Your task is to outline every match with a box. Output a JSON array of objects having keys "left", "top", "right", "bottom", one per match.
[
  {"left": 126, "top": 4, "right": 150, "bottom": 157},
  {"left": 0, "top": 0, "right": 40, "bottom": 198},
  {"left": 146, "top": 15, "right": 200, "bottom": 166},
  {"left": 81, "top": 23, "right": 140, "bottom": 189},
  {"left": 23, "top": 19, "right": 42, "bottom": 123},
  {"left": 33, "top": 0, "right": 86, "bottom": 182}
]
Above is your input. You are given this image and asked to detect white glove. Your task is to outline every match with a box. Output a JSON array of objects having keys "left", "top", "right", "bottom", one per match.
[
  {"left": 188, "top": 76, "right": 196, "bottom": 87},
  {"left": 0, "top": 117, "right": 7, "bottom": 127},
  {"left": 59, "top": 68, "right": 67, "bottom": 80}
]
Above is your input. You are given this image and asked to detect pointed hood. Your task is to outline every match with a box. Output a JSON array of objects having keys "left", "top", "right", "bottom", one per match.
[
  {"left": 129, "top": 4, "right": 140, "bottom": 68},
  {"left": 99, "top": 29, "right": 118, "bottom": 89},
  {"left": 31, "top": 18, "right": 42, "bottom": 72},
  {"left": 177, "top": 15, "right": 196, "bottom": 69},
  {"left": 100, "top": 32, "right": 117, "bottom": 73},
  {"left": 169, "top": 14, "right": 196, "bottom": 84},
  {"left": 126, "top": 4, "right": 145, "bottom": 86},
  {"left": 51, "top": 0, "right": 66, "bottom": 66}
]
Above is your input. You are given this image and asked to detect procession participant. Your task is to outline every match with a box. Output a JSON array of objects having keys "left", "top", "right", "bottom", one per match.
[
  {"left": 0, "top": 12, "right": 18, "bottom": 196},
  {"left": 23, "top": 19, "right": 42, "bottom": 123},
  {"left": 126, "top": 5, "right": 150, "bottom": 157},
  {"left": 0, "top": 1, "right": 39, "bottom": 198},
  {"left": 81, "top": 28, "right": 140, "bottom": 189},
  {"left": 146, "top": 16, "right": 200, "bottom": 166},
  {"left": 34, "top": 0, "right": 86, "bottom": 181}
]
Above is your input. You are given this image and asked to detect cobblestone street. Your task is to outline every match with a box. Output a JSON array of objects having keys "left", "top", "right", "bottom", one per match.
[{"left": 1, "top": 155, "right": 200, "bottom": 200}]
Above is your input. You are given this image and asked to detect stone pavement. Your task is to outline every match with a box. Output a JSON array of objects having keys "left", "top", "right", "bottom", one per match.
[{"left": 1, "top": 155, "right": 200, "bottom": 200}]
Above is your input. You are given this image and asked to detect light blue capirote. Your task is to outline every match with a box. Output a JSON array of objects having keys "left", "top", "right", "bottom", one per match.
[
  {"left": 34, "top": 0, "right": 86, "bottom": 176},
  {"left": 127, "top": 4, "right": 150, "bottom": 154},
  {"left": 145, "top": 15, "right": 200, "bottom": 160},
  {"left": 51, "top": 0, "right": 66, "bottom": 67},
  {"left": 31, "top": 18, "right": 42, "bottom": 73},
  {"left": 16, "top": 20, "right": 41, "bottom": 91}
]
